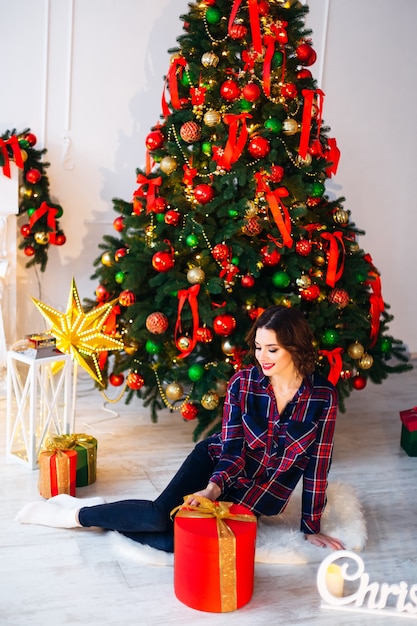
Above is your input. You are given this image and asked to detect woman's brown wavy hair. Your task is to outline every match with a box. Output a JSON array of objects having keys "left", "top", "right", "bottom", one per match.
[{"left": 245, "top": 305, "right": 317, "bottom": 378}]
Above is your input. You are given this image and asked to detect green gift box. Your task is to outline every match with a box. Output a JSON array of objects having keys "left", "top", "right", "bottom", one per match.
[
  {"left": 73, "top": 434, "right": 98, "bottom": 486},
  {"left": 399, "top": 409, "right": 417, "bottom": 457}
]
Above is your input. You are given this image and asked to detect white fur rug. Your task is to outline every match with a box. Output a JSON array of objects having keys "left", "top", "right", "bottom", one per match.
[{"left": 109, "top": 482, "right": 366, "bottom": 566}]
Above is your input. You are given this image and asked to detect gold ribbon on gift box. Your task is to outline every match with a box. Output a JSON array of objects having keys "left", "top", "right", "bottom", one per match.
[
  {"left": 171, "top": 496, "right": 256, "bottom": 612},
  {"left": 45, "top": 433, "right": 97, "bottom": 483}
]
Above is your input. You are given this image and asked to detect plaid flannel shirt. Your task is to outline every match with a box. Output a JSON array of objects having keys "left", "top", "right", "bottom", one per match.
[{"left": 207, "top": 365, "right": 338, "bottom": 534}]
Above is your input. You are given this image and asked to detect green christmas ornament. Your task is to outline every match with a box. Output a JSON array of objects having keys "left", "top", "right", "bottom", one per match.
[
  {"left": 272, "top": 51, "right": 283, "bottom": 68},
  {"left": 186, "top": 234, "right": 199, "bottom": 247},
  {"left": 155, "top": 213, "right": 165, "bottom": 223},
  {"left": 180, "top": 72, "right": 192, "bottom": 88},
  {"left": 379, "top": 337, "right": 392, "bottom": 353},
  {"left": 145, "top": 339, "right": 161, "bottom": 354},
  {"left": 27, "top": 207, "right": 36, "bottom": 217},
  {"left": 310, "top": 182, "right": 325, "bottom": 198},
  {"left": 202, "top": 142, "right": 212, "bottom": 156},
  {"left": 188, "top": 363, "right": 205, "bottom": 382},
  {"left": 239, "top": 99, "right": 253, "bottom": 112},
  {"left": 231, "top": 256, "right": 239, "bottom": 266},
  {"left": 272, "top": 270, "right": 290, "bottom": 288},
  {"left": 115, "top": 271, "right": 125, "bottom": 284},
  {"left": 321, "top": 328, "right": 340, "bottom": 347},
  {"left": 228, "top": 209, "right": 239, "bottom": 218},
  {"left": 205, "top": 7, "right": 221, "bottom": 24},
  {"left": 264, "top": 118, "right": 282, "bottom": 133}
]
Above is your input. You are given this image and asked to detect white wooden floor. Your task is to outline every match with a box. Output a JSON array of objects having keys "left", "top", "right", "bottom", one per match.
[{"left": 1, "top": 360, "right": 416, "bottom": 626}]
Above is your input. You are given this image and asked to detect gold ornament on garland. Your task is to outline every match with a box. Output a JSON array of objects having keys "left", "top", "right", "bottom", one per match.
[
  {"left": 32, "top": 278, "right": 124, "bottom": 385},
  {"left": 347, "top": 342, "right": 365, "bottom": 360},
  {"left": 201, "top": 391, "right": 220, "bottom": 410},
  {"left": 165, "top": 382, "right": 184, "bottom": 401}
]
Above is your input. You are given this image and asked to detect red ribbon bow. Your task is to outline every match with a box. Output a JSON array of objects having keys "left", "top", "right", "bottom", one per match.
[
  {"left": 175, "top": 284, "right": 200, "bottom": 359},
  {"left": 161, "top": 56, "right": 187, "bottom": 117},
  {"left": 0, "top": 135, "right": 24, "bottom": 178},
  {"left": 29, "top": 201, "right": 59, "bottom": 244},
  {"left": 318, "top": 347, "right": 344, "bottom": 386},
  {"left": 299, "top": 89, "right": 325, "bottom": 160},
  {"left": 262, "top": 24, "right": 287, "bottom": 97},
  {"left": 229, "top": 0, "right": 262, "bottom": 54},
  {"left": 216, "top": 113, "right": 252, "bottom": 171},
  {"left": 320, "top": 231, "right": 345, "bottom": 287},
  {"left": 183, "top": 164, "right": 198, "bottom": 186},
  {"left": 133, "top": 174, "right": 162, "bottom": 214}
]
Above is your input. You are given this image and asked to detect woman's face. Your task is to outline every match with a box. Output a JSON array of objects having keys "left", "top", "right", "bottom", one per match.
[{"left": 254, "top": 327, "right": 295, "bottom": 379}]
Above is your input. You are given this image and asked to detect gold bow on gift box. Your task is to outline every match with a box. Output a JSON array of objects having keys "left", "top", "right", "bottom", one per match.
[
  {"left": 44, "top": 434, "right": 97, "bottom": 485},
  {"left": 171, "top": 496, "right": 257, "bottom": 612}
]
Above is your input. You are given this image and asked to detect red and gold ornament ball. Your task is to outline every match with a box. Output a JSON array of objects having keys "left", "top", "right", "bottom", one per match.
[
  {"left": 119, "top": 290, "right": 136, "bottom": 307},
  {"left": 260, "top": 246, "right": 281, "bottom": 266},
  {"left": 328, "top": 288, "right": 350, "bottom": 308},
  {"left": 295, "top": 239, "right": 312, "bottom": 256},
  {"left": 180, "top": 121, "right": 201, "bottom": 143},
  {"left": 212, "top": 243, "right": 231, "bottom": 262},
  {"left": 146, "top": 311, "right": 169, "bottom": 334},
  {"left": 196, "top": 326, "right": 213, "bottom": 343},
  {"left": 126, "top": 372, "right": 145, "bottom": 390},
  {"left": 181, "top": 402, "right": 199, "bottom": 421}
]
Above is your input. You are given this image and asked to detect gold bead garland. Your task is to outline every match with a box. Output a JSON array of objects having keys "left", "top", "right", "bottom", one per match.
[{"left": 154, "top": 368, "right": 193, "bottom": 411}]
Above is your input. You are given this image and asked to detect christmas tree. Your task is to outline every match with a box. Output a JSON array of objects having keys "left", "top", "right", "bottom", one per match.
[{"left": 90, "top": 0, "right": 411, "bottom": 439}]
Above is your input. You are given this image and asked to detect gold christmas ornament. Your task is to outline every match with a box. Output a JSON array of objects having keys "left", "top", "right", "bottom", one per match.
[
  {"left": 34, "top": 231, "right": 50, "bottom": 245},
  {"left": 165, "top": 381, "right": 184, "bottom": 401},
  {"left": 201, "top": 51, "right": 219, "bottom": 68},
  {"left": 201, "top": 391, "right": 220, "bottom": 410},
  {"left": 296, "top": 153, "right": 312, "bottom": 167},
  {"left": 347, "top": 342, "right": 365, "bottom": 360},
  {"left": 32, "top": 278, "right": 124, "bottom": 385},
  {"left": 123, "top": 338, "right": 140, "bottom": 355},
  {"left": 313, "top": 252, "right": 326, "bottom": 267},
  {"left": 245, "top": 201, "right": 259, "bottom": 218},
  {"left": 221, "top": 339, "right": 236, "bottom": 355},
  {"left": 296, "top": 274, "right": 311, "bottom": 289},
  {"left": 187, "top": 267, "right": 206, "bottom": 284},
  {"left": 203, "top": 109, "right": 221, "bottom": 127},
  {"left": 333, "top": 208, "right": 349, "bottom": 225},
  {"left": 160, "top": 156, "right": 177, "bottom": 174},
  {"left": 215, "top": 379, "right": 228, "bottom": 397},
  {"left": 101, "top": 251, "right": 113, "bottom": 266},
  {"left": 281, "top": 118, "right": 299, "bottom": 135},
  {"left": 358, "top": 353, "right": 374, "bottom": 370}
]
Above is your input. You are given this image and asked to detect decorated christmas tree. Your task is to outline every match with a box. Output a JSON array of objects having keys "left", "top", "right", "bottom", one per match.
[{"left": 89, "top": 0, "right": 411, "bottom": 439}]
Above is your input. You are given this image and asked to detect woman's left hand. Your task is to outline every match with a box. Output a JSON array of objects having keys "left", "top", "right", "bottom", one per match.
[{"left": 305, "top": 532, "right": 345, "bottom": 551}]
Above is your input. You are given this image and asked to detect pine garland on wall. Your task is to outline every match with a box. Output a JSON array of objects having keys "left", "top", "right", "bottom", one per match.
[{"left": 0, "top": 128, "right": 67, "bottom": 272}]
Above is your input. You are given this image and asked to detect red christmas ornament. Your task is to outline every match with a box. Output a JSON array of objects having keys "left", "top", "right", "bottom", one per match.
[
  {"left": 154, "top": 197, "right": 168, "bottom": 214},
  {"left": 165, "top": 209, "right": 181, "bottom": 226},
  {"left": 25, "top": 168, "right": 42, "bottom": 184},
  {"left": 229, "top": 23, "right": 247, "bottom": 39},
  {"left": 152, "top": 250, "right": 175, "bottom": 272},
  {"left": 295, "top": 239, "right": 312, "bottom": 256},
  {"left": 55, "top": 233, "right": 66, "bottom": 246},
  {"left": 242, "top": 217, "right": 263, "bottom": 236},
  {"left": 295, "top": 43, "right": 317, "bottom": 66},
  {"left": 281, "top": 83, "right": 298, "bottom": 99},
  {"left": 242, "top": 83, "right": 261, "bottom": 102},
  {"left": 115, "top": 247, "right": 128, "bottom": 262},
  {"left": 113, "top": 216, "right": 125, "bottom": 232},
  {"left": 181, "top": 402, "right": 199, "bottom": 421},
  {"left": 196, "top": 326, "right": 213, "bottom": 343},
  {"left": 308, "top": 139, "right": 323, "bottom": 157},
  {"left": 212, "top": 243, "right": 231, "bottom": 261},
  {"left": 119, "top": 290, "right": 136, "bottom": 307},
  {"left": 352, "top": 375, "right": 367, "bottom": 390},
  {"left": 213, "top": 314, "right": 236, "bottom": 337},
  {"left": 241, "top": 274, "right": 255, "bottom": 288},
  {"left": 109, "top": 372, "right": 125, "bottom": 387},
  {"left": 24, "top": 132, "right": 37, "bottom": 146},
  {"left": 126, "top": 372, "right": 145, "bottom": 390},
  {"left": 145, "top": 129, "right": 164, "bottom": 151},
  {"left": 146, "top": 311, "right": 169, "bottom": 334},
  {"left": 180, "top": 121, "right": 201, "bottom": 143},
  {"left": 95, "top": 284, "right": 109, "bottom": 302},
  {"left": 270, "top": 165, "right": 284, "bottom": 183},
  {"left": 328, "top": 288, "right": 350, "bottom": 308},
  {"left": 220, "top": 79, "right": 241, "bottom": 102},
  {"left": 248, "top": 306, "right": 265, "bottom": 321},
  {"left": 258, "top": 0, "right": 270, "bottom": 15},
  {"left": 194, "top": 183, "right": 215, "bottom": 204},
  {"left": 132, "top": 198, "right": 144, "bottom": 216},
  {"left": 247, "top": 136, "right": 270, "bottom": 159},
  {"left": 300, "top": 284, "right": 321, "bottom": 301},
  {"left": 297, "top": 68, "right": 313, "bottom": 80},
  {"left": 260, "top": 246, "right": 281, "bottom": 266},
  {"left": 24, "top": 245, "right": 35, "bottom": 257},
  {"left": 20, "top": 223, "right": 31, "bottom": 238}
]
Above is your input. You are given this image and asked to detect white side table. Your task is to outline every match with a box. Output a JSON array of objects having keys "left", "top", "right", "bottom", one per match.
[{"left": 6, "top": 349, "right": 73, "bottom": 469}]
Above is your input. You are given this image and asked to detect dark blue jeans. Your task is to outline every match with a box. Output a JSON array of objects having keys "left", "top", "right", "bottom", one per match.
[{"left": 78, "top": 438, "right": 216, "bottom": 552}]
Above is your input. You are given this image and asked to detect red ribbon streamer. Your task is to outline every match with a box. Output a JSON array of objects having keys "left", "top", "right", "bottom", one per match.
[
  {"left": 265, "top": 188, "right": 293, "bottom": 248},
  {"left": 29, "top": 201, "right": 59, "bottom": 243},
  {"left": 299, "top": 89, "right": 325, "bottom": 160},
  {"left": 175, "top": 284, "right": 200, "bottom": 359},
  {"left": 324, "top": 137, "right": 341, "bottom": 177},
  {"left": 229, "top": 0, "right": 262, "bottom": 54},
  {"left": 318, "top": 347, "right": 344, "bottom": 386},
  {"left": 218, "top": 113, "right": 252, "bottom": 171},
  {"left": 320, "top": 232, "right": 345, "bottom": 287},
  {"left": 161, "top": 56, "right": 187, "bottom": 117},
  {"left": 133, "top": 174, "right": 162, "bottom": 214},
  {"left": 364, "top": 255, "right": 384, "bottom": 347},
  {"left": 262, "top": 24, "right": 287, "bottom": 97},
  {"left": 0, "top": 135, "right": 24, "bottom": 178}
]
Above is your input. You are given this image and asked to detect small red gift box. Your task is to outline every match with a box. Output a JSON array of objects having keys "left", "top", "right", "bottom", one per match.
[
  {"left": 399, "top": 408, "right": 417, "bottom": 456},
  {"left": 172, "top": 497, "right": 257, "bottom": 613},
  {"left": 38, "top": 449, "right": 77, "bottom": 498}
]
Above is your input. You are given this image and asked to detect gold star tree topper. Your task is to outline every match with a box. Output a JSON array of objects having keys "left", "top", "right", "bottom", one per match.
[{"left": 32, "top": 278, "right": 124, "bottom": 385}]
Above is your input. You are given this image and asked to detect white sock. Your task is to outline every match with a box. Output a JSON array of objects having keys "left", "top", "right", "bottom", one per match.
[
  {"left": 15, "top": 501, "right": 81, "bottom": 528},
  {"left": 48, "top": 494, "right": 106, "bottom": 509}
]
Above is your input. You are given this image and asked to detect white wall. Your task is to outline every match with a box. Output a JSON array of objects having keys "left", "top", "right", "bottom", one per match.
[{"left": 0, "top": 0, "right": 416, "bottom": 354}]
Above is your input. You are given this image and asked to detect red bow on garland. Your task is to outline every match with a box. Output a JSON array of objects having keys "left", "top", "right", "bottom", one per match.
[
  {"left": 0, "top": 135, "right": 24, "bottom": 178},
  {"left": 175, "top": 284, "right": 200, "bottom": 359},
  {"left": 133, "top": 174, "right": 162, "bottom": 214}
]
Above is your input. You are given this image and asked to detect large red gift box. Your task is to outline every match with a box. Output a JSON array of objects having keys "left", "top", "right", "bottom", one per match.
[
  {"left": 173, "top": 498, "right": 257, "bottom": 613},
  {"left": 38, "top": 449, "right": 77, "bottom": 498}
]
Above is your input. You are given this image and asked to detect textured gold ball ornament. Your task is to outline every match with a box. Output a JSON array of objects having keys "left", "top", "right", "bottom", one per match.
[
  {"left": 358, "top": 353, "right": 374, "bottom": 370},
  {"left": 215, "top": 379, "right": 228, "bottom": 397},
  {"left": 201, "top": 391, "right": 220, "bottom": 410},
  {"left": 187, "top": 267, "right": 206, "bottom": 284},
  {"left": 347, "top": 342, "right": 365, "bottom": 360},
  {"left": 282, "top": 118, "right": 299, "bottom": 136},
  {"left": 296, "top": 153, "right": 312, "bottom": 166},
  {"left": 296, "top": 274, "right": 311, "bottom": 289},
  {"left": 245, "top": 201, "right": 259, "bottom": 218},
  {"left": 177, "top": 336, "right": 191, "bottom": 352},
  {"left": 333, "top": 208, "right": 349, "bottom": 225},
  {"left": 34, "top": 231, "right": 50, "bottom": 245},
  {"left": 313, "top": 252, "right": 326, "bottom": 267},
  {"left": 101, "top": 251, "right": 113, "bottom": 266},
  {"left": 201, "top": 51, "right": 219, "bottom": 68},
  {"left": 160, "top": 156, "right": 177, "bottom": 174},
  {"left": 203, "top": 109, "right": 221, "bottom": 127},
  {"left": 124, "top": 338, "right": 140, "bottom": 355},
  {"left": 221, "top": 339, "right": 236, "bottom": 355},
  {"left": 165, "top": 382, "right": 184, "bottom": 401}
]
